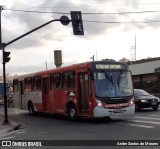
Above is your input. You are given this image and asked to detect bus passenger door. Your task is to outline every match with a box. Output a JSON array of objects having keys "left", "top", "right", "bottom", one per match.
[
  {"left": 18, "top": 81, "right": 25, "bottom": 109},
  {"left": 42, "top": 77, "right": 50, "bottom": 111},
  {"left": 78, "top": 73, "right": 89, "bottom": 114}
]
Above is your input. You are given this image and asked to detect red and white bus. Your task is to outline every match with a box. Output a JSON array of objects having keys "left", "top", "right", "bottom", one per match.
[{"left": 13, "top": 60, "right": 135, "bottom": 120}]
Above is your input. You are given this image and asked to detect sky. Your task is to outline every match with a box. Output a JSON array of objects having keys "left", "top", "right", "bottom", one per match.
[{"left": 0, "top": 0, "right": 160, "bottom": 75}]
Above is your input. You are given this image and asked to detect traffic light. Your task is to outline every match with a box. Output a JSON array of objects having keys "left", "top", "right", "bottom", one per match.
[
  {"left": 3, "top": 51, "right": 11, "bottom": 63},
  {"left": 70, "top": 11, "right": 84, "bottom": 35}
]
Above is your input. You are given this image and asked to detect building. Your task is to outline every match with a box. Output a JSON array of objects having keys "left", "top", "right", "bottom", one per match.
[{"left": 128, "top": 57, "right": 160, "bottom": 97}]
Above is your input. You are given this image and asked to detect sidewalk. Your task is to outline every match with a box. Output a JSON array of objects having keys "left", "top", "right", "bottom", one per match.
[{"left": 0, "top": 113, "right": 21, "bottom": 139}]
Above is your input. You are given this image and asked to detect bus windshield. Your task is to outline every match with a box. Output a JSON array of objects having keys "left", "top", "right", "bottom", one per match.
[{"left": 94, "top": 71, "right": 133, "bottom": 98}]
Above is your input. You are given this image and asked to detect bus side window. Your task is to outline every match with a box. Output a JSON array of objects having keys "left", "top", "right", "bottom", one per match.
[
  {"left": 88, "top": 74, "right": 91, "bottom": 96},
  {"left": 25, "top": 77, "right": 32, "bottom": 92},
  {"left": 62, "top": 71, "right": 75, "bottom": 90},
  {"left": 13, "top": 79, "right": 19, "bottom": 92},
  {"left": 68, "top": 72, "right": 75, "bottom": 89},
  {"left": 44, "top": 78, "right": 49, "bottom": 94},
  {"left": 50, "top": 73, "right": 61, "bottom": 90},
  {"left": 33, "top": 76, "right": 41, "bottom": 91},
  {"left": 19, "top": 81, "right": 24, "bottom": 95}
]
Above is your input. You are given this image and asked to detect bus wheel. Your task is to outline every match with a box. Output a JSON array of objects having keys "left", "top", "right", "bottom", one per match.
[
  {"left": 68, "top": 105, "right": 77, "bottom": 120},
  {"left": 28, "top": 102, "right": 34, "bottom": 115}
]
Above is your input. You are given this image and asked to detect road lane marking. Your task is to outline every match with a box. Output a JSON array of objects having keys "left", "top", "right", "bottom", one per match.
[
  {"left": 116, "top": 122, "right": 154, "bottom": 128},
  {"left": 149, "top": 114, "right": 158, "bottom": 117},
  {"left": 0, "top": 129, "right": 25, "bottom": 139},
  {"left": 133, "top": 116, "right": 160, "bottom": 121},
  {"left": 125, "top": 123, "right": 154, "bottom": 128},
  {"left": 15, "top": 129, "right": 25, "bottom": 134},
  {"left": 0, "top": 136, "right": 15, "bottom": 140},
  {"left": 131, "top": 120, "right": 160, "bottom": 125}
]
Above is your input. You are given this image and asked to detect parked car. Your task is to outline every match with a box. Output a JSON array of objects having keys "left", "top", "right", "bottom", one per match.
[{"left": 134, "top": 89, "right": 160, "bottom": 111}]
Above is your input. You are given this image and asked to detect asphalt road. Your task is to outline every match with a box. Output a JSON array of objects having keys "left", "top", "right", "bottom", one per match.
[{"left": 0, "top": 105, "right": 160, "bottom": 149}]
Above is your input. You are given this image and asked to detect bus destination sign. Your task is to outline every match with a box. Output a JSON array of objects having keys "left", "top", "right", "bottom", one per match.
[{"left": 96, "top": 64, "right": 122, "bottom": 69}]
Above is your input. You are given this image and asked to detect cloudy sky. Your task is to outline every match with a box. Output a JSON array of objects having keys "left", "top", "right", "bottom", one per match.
[{"left": 0, "top": 0, "right": 160, "bottom": 75}]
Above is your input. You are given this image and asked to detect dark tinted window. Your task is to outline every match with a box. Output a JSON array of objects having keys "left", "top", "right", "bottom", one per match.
[
  {"left": 134, "top": 89, "right": 150, "bottom": 97},
  {"left": 13, "top": 79, "right": 18, "bottom": 92},
  {"left": 25, "top": 77, "right": 32, "bottom": 91},
  {"left": 33, "top": 76, "right": 41, "bottom": 91},
  {"left": 62, "top": 71, "right": 75, "bottom": 90},
  {"left": 50, "top": 73, "right": 61, "bottom": 89}
]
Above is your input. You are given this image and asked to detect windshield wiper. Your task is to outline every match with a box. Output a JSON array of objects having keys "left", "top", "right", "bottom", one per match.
[
  {"left": 117, "top": 71, "right": 123, "bottom": 87},
  {"left": 104, "top": 72, "right": 114, "bottom": 86}
]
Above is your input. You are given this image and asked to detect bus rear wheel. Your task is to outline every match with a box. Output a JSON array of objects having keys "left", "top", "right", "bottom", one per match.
[
  {"left": 68, "top": 104, "right": 77, "bottom": 120},
  {"left": 28, "top": 102, "right": 35, "bottom": 115}
]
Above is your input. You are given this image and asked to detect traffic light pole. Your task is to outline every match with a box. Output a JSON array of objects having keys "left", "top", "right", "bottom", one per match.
[
  {"left": 3, "top": 16, "right": 70, "bottom": 47},
  {"left": 0, "top": 9, "right": 83, "bottom": 125},
  {"left": 0, "top": 9, "right": 70, "bottom": 125},
  {"left": 2, "top": 44, "right": 9, "bottom": 124},
  {"left": 4, "top": 19, "right": 60, "bottom": 47},
  {"left": 0, "top": 6, "right": 2, "bottom": 48},
  {"left": 0, "top": 6, "right": 9, "bottom": 124}
]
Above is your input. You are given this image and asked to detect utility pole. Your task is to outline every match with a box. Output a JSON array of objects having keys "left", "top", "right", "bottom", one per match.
[
  {"left": 0, "top": 6, "right": 3, "bottom": 48},
  {"left": 135, "top": 34, "right": 136, "bottom": 61},
  {"left": 90, "top": 55, "right": 95, "bottom": 61},
  {"left": 96, "top": 49, "right": 98, "bottom": 61},
  {"left": 2, "top": 43, "right": 10, "bottom": 124},
  {"left": 0, "top": 5, "right": 10, "bottom": 125},
  {"left": 130, "top": 34, "right": 137, "bottom": 62},
  {"left": 45, "top": 61, "right": 47, "bottom": 70}
]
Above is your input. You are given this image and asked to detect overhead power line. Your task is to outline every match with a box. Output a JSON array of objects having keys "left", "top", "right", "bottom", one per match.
[
  {"left": 3, "top": 8, "right": 160, "bottom": 24},
  {"left": 5, "top": 9, "right": 69, "bottom": 14},
  {"left": 4, "top": 2, "right": 160, "bottom": 9},
  {"left": 2, "top": 7, "right": 160, "bottom": 24},
  {"left": 84, "top": 20, "right": 160, "bottom": 24},
  {"left": 5, "top": 8, "right": 160, "bottom": 24},
  {"left": 4, "top": 8, "right": 160, "bottom": 15}
]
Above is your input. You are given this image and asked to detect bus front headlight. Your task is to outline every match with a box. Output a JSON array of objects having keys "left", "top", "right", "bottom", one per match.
[
  {"left": 96, "top": 100, "right": 103, "bottom": 107},
  {"left": 130, "top": 98, "right": 134, "bottom": 105}
]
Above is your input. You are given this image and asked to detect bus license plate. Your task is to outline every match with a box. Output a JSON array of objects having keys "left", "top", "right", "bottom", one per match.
[{"left": 113, "top": 109, "right": 121, "bottom": 113}]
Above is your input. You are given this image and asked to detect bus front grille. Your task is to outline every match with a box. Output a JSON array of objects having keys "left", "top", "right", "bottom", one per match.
[{"left": 104, "top": 99, "right": 130, "bottom": 104}]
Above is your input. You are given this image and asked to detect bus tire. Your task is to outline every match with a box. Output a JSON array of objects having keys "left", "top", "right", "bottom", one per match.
[
  {"left": 67, "top": 104, "right": 77, "bottom": 120},
  {"left": 28, "top": 102, "right": 35, "bottom": 115}
]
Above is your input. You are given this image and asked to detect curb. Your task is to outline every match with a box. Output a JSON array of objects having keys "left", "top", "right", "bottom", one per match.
[
  {"left": 0, "top": 121, "right": 21, "bottom": 139},
  {"left": 7, "top": 123, "right": 21, "bottom": 132}
]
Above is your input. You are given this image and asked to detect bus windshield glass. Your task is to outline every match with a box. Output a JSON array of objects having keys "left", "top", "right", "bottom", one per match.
[{"left": 94, "top": 71, "right": 133, "bottom": 98}]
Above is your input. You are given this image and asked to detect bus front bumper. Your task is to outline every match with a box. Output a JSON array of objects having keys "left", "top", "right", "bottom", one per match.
[{"left": 93, "top": 105, "right": 135, "bottom": 118}]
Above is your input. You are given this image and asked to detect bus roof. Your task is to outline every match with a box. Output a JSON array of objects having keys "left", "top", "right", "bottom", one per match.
[{"left": 13, "top": 60, "right": 127, "bottom": 80}]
